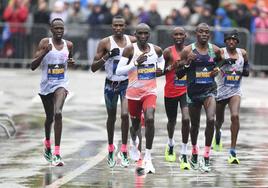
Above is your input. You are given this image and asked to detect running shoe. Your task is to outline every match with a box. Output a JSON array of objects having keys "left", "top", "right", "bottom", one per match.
[
  {"left": 43, "top": 147, "right": 52, "bottom": 163},
  {"left": 118, "top": 151, "right": 130, "bottom": 167},
  {"left": 144, "top": 159, "right": 155, "bottom": 174},
  {"left": 52, "top": 155, "right": 64, "bottom": 166},
  {"left": 212, "top": 132, "right": 222, "bottom": 152},
  {"left": 199, "top": 157, "right": 211, "bottom": 172},
  {"left": 190, "top": 154, "right": 199, "bottom": 170},
  {"left": 165, "top": 145, "right": 176, "bottom": 162},
  {"left": 179, "top": 155, "right": 190, "bottom": 170},
  {"left": 228, "top": 154, "right": 240, "bottom": 164},
  {"left": 107, "top": 145, "right": 117, "bottom": 168},
  {"left": 130, "top": 137, "right": 140, "bottom": 161}
]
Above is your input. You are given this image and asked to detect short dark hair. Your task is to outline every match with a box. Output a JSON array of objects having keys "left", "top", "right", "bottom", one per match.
[
  {"left": 51, "top": 18, "right": 64, "bottom": 26},
  {"left": 113, "top": 15, "right": 124, "bottom": 20}
]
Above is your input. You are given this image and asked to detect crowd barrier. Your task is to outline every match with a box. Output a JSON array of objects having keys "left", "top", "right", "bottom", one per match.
[{"left": 0, "top": 22, "right": 266, "bottom": 71}]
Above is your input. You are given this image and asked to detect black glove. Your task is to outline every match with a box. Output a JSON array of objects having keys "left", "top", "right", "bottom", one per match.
[
  {"left": 176, "top": 66, "right": 187, "bottom": 79},
  {"left": 224, "top": 58, "right": 236, "bottom": 66},
  {"left": 108, "top": 48, "right": 120, "bottom": 58},
  {"left": 242, "top": 63, "right": 249, "bottom": 76}
]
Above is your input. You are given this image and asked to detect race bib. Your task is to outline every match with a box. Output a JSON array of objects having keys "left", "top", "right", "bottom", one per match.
[
  {"left": 174, "top": 75, "right": 187, "bottom": 86},
  {"left": 113, "top": 59, "right": 119, "bottom": 74},
  {"left": 224, "top": 71, "right": 241, "bottom": 87},
  {"left": 137, "top": 64, "right": 156, "bottom": 80},
  {"left": 195, "top": 66, "right": 213, "bottom": 84},
  {"left": 47, "top": 64, "right": 65, "bottom": 80}
]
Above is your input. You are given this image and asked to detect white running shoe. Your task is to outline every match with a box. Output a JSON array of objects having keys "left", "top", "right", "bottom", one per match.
[
  {"left": 144, "top": 159, "right": 155, "bottom": 174},
  {"left": 129, "top": 137, "right": 140, "bottom": 161}
]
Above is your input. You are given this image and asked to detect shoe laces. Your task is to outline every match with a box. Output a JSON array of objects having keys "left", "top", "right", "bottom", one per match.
[
  {"left": 204, "top": 157, "right": 210, "bottom": 166},
  {"left": 122, "top": 152, "right": 128, "bottom": 159},
  {"left": 181, "top": 155, "right": 187, "bottom": 163},
  {"left": 191, "top": 154, "right": 198, "bottom": 163},
  {"left": 168, "top": 146, "right": 174, "bottom": 155}
]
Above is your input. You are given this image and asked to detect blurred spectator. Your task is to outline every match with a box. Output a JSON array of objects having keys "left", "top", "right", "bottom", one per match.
[
  {"left": 214, "top": 7, "right": 232, "bottom": 47},
  {"left": 3, "top": 0, "right": 29, "bottom": 58},
  {"left": 197, "top": 4, "right": 214, "bottom": 26},
  {"left": 205, "top": 0, "right": 220, "bottom": 14},
  {"left": 254, "top": 7, "right": 268, "bottom": 72},
  {"left": 32, "top": 0, "right": 50, "bottom": 55},
  {"left": 66, "top": 0, "right": 88, "bottom": 23},
  {"left": 163, "top": 15, "right": 173, "bottom": 25},
  {"left": 102, "top": 0, "right": 122, "bottom": 24},
  {"left": 148, "top": 1, "right": 162, "bottom": 29},
  {"left": 189, "top": 0, "right": 204, "bottom": 26},
  {"left": 122, "top": 4, "right": 134, "bottom": 26},
  {"left": 177, "top": 7, "right": 190, "bottom": 25},
  {"left": 236, "top": 4, "right": 251, "bottom": 30},
  {"left": 87, "top": 3, "right": 104, "bottom": 67},
  {"left": 250, "top": 6, "right": 260, "bottom": 33},
  {"left": 137, "top": 6, "right": 149, "bottom": 24},
  {"left": 50, "top": 1, "right": 68, "bottom": 23},
  {"left": 254, "top": 7, "right": 268, "bottom": 44}
]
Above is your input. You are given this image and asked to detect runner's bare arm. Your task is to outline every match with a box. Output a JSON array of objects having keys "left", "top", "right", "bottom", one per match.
[
  {"left": 163, "top": 47, "right": 172, "bottom": 73},
  {"left": 67, "top": 41, "right": 75, "bottom": 65},
  {"left": 91, "top": 38, "right": 109, "bottom": 72},
  {"left": 31, "top": 38, "right": 51, "bottom": 71},
  {"left": 154, "top": 45, "right": 165, "bottom": 76}
]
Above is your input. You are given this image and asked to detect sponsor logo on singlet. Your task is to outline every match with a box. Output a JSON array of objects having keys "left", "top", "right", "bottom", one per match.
[
  {"left": 137, "top": 64, "right": 156, "bottom": 80},
  {"left": 47, "top": 64, "right": 65, "bottom": 80}
]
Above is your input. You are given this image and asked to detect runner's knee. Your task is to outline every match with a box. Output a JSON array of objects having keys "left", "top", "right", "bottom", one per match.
[
  {"left": 54, "top": 112, "right": 62, "bottom": 121},
  {"left": 231, "top": 114, "right": 239, "bottom": 124}
]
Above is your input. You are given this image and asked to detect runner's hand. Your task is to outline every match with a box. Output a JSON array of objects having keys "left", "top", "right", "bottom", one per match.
[
  {"left": 135, "top": 52, "right": 147, "bottom": 66},
  {"left": 67, "top": 58, "right": 75, "bottom": 65},
  {"left": 186, "top": 51, "right": 196, "bottom": 65},
  {"left": 210, "top": 67, "right": 220, "bottom": 77},
  {"left": 108, "top": 48, "right": 120, "bottom": 58}
]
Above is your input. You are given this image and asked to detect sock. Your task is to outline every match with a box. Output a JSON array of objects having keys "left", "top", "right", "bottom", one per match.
[
  {"left": 108, "top": 144, "right": 115, "bottom": 152},
  {"left": 216, "top": 130, "right": 221, "bottom": 145},
  {"left": 192, "top": 145, "right": 198, "bottom": 155},
  {"left": 180, "top": 143, "right": 187, "bottom": 155},
  {"left": 144, "top": 149, "right": 151, "bottom": 161},
  {"left": 43, "top": 139, "right": 51, "bottom": 148},
  {"left": 121, "top": 144, "right": 127, "bottom": 153},
  {"left": 168, "top": 138, "right": 175, "bottom": 146},
  {"left": 204, "top": 146, "right": 211, "bottom": 158},
  {"left": 230, "top": 148, "right": 236, "bottom": 157},
  {"left": 54, "top": 146, "right": 60, "bottom": 155}
]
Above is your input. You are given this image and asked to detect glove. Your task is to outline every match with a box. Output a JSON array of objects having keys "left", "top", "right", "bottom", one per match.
[
  {"left": 242, "top": 63, "right": 249, "bottom": 76},
  {"left": 224, "top": 58, "right": 236, "bottom": 66},
  {"left": 108, "top": 48, "right": 120, "bottom": 58}
]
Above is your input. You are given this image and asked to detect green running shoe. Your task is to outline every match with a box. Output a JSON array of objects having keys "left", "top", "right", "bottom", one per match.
[
  {"left": 52, "top": 155, "right": 64, "bottom": 166},
  {"left": 118, "top": 151, "right": 130, "bottom": 167},
  {"left": 179, "top": 155, "right": 190, "bottom": 170},
  {"left": 43, "top": 147, "right": 52, "bottom": 163},
  {"left": 212, "top": 132, "right": 223, "bottom": 152},
  {"left": 200, "top": 157, "right": 211, "bottom": 172},
  {"left": 190, "top": 154, "right": 199, "bottom": 170},
  {"left": 107, "top": 145, "right": 117, "bottom": 168},
  {"left": 165, "top": 145, "right": 176, "bottom": 162},
  {"left": 228, "top": 155, "right": 240, "bottom": 164}
]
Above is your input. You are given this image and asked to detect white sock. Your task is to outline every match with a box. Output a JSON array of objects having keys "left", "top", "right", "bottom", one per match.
[
  {"left": 144, "top": 149, "right": 151, "bottom": 161},
  {"left": 168, "top": 138, "right": 175, "bottom": 146},
  {"left": 180, "top": 143, "right": 188, "bottom": 155}
]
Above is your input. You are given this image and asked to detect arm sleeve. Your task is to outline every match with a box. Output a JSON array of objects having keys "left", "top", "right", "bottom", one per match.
[
  {"left": 116, "top": 56, "right": 135, "bottom": 76},
  {"left": 157, "top": 55, "right": 165, "bottom": 72}
]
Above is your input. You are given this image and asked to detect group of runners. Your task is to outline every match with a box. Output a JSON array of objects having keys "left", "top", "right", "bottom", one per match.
[{"left": 31, "top": 15, "right": 249, "bottom": 173}]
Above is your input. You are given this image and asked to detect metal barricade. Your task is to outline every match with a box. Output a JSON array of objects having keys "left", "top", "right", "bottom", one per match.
[{"left": 0, "top": 113, "right": 16, "bottom": 138}]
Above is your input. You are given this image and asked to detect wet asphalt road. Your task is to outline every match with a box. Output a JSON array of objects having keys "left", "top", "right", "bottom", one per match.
[{"left": 0, "top": 69, "right": 268, "bottom": 188}]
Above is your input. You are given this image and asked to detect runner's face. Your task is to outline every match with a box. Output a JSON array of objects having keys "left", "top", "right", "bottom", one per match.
[
  {"left": 172, "top": 29, "right": 186, "bottom": 45},
  {"left": 112, "top": 19, "right": 125, "bottom": 36},
  {"left": 196, "top": 27, "right": 210, "bottom": 44},
  {"left": 135, "top": 29, "right": 150, "bottom": 45},
  {"left": 225, "top": 38, "right": 238, "bottom": 50},
  {"left": 51, "top": 21, "right": 64, "bottom": 39}
]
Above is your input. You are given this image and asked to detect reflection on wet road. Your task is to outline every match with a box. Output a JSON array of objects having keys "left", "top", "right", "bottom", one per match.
[{"left": 0, "top": 70, "right": 268, "bottom": 188}]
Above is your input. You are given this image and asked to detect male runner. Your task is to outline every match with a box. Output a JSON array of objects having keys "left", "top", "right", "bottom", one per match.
[
  {"left": 31, "top": 18, "right": 75, "bottom": 166},
  {"left": 163, "top": 27, "right": 190, "bottom": 170},
  {"left": 116, "top": 23, "right": 165, "bottom": 174},
  {"left": 213, "top": 30, "right": 249, "bottom": 164},
  {"left": 91, "top": 15, "right": 136, "bottom": 168},
  {"left": 177, "top": 23, "right": 221, "bottom": 172}
]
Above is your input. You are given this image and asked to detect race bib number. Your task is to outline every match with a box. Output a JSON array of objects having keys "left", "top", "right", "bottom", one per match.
[
  {"left": 195, "top": 66, "right": 213, "bottom": 84},
  {"left": 224, "top": 71, "right": 241, "bottom": 87},
  {"left": 174, "top": 75, "right": 187, "bottom": 86},
  {"left": 137, "top": 64, "right": 156, "bottom": 80},
  {"left": 47, "top": 64, "right": 65, "bottom": 80},
  {"left": 113, "top": 59, "right": 119, "bottom": 74}
]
